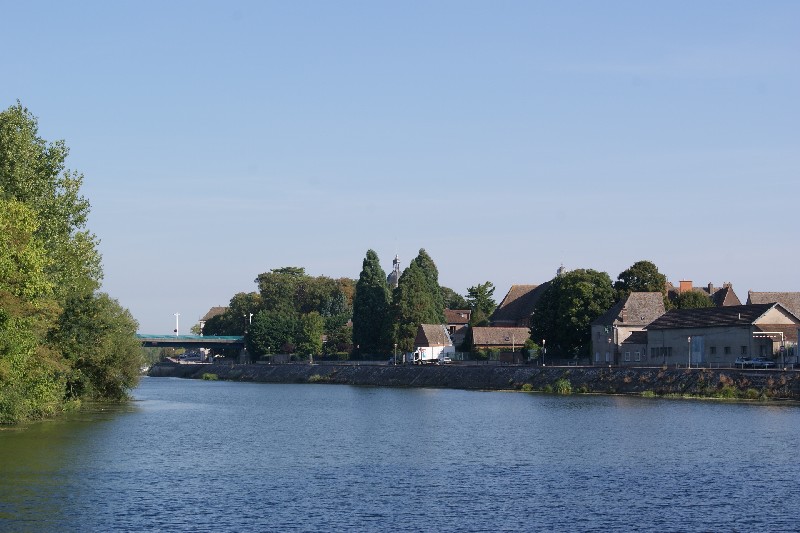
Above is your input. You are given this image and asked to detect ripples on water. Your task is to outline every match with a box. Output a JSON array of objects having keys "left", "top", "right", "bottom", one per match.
[{"left": 1, "top": 377, "right": 799, "bottom": 532}]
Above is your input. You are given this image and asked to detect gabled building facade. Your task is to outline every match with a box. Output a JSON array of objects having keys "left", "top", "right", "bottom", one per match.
[
  {"left": 666, "top": 281, "right": 741, "bottom": 307},
  {"left": 591, "top": 292, "right": 666, "bottom": 365},
  {"left": 444, "top": 309, "right": 471, "bottom": 347},
  {"left": 645, "top": 303, "right": 800, "bottom": 367},
  {"left": 413, "top": 324, "right": 455, "bottom": 361}
]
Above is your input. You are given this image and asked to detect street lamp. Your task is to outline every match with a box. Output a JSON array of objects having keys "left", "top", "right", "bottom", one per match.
[
  {"left": 541, "top": 339, "right": 546, "bottom": 367},
  {"left": 394, "top": 343, "right": 397, "bottom": 365},
  {"left": 174, "top": 313, "right": 180, "bottom": 337},
  {"left": 687, "top": 336, "right": 692, "bottom": 369}
]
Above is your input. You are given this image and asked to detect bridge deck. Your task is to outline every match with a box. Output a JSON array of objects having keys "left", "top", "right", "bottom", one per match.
[{"left": 137, "top": 334, "right": 245, "bottom": 348}]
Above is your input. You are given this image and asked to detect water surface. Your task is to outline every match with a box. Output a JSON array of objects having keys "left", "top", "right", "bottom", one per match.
[{"left": 1, "top": 377, "right": 798, "bottom": 531}]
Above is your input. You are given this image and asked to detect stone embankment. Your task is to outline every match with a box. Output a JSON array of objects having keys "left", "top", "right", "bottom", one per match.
[{"left": 148, "top": 362, "right": 800, "bottom": 400}]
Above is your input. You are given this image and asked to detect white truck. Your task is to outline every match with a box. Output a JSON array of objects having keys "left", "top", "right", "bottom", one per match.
[{"left": 410, "top": 346, "right": 454, "bottom": 365}]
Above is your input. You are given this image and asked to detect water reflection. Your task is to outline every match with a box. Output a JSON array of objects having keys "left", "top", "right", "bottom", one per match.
[{"left": 2, "top": 378, "right": 800, "bottom": 532}]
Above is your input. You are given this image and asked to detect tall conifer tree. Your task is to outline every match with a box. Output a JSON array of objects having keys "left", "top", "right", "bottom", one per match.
[
  {"left": 352, "top": 250, "right": 391, "bottom": 357},
  {"left": 393, "top": 249, "right": 445, "bottom": 352}
]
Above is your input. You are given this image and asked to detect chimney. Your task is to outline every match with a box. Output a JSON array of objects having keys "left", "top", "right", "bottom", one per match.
[
  {"left": 708, "top": 282, "right": 714, "bottom": 293},
  {"left": 679, "top": 280, "right": 693, "bottom": 294}
]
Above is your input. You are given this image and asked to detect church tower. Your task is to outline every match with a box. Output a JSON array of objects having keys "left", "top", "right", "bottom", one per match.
[{"left": 387, "top": 255, "right": 401, "bottom": 288}]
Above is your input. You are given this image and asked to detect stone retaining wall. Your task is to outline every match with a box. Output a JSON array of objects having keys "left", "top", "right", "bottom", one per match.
[{"left": 148, "top": 362, "right": 800, "bottom": 400}]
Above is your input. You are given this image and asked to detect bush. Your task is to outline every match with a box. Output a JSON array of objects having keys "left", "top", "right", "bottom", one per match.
[
  {"left": 521, "top": 383, "right": 533, "bottom": 392},
  {"left": 553, "top": 378, "right": 572, "bottom": 395},
  {"left": 201, "top": 373, "right": 218, "bottom": 381}
]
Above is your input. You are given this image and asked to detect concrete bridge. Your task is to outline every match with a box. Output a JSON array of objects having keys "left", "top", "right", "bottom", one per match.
[{"left": 137, "top": 334, "right": 245, "bottom": 349}]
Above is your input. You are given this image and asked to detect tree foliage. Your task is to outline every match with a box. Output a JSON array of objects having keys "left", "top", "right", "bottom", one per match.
[
  {"left": 352, "top": 250, "right": 391, "bottom": 357},
  {"left": 530, "top": 269, "right": 615, "bottom": 358},
  {"left": 467, "top": 282, "right": 497, "bottom": 318},
  {"left": 614, "top": 260, "right": 667, "bottom": 298},
  {"left": 675, "top": 290, "right": 714, "bottom": 310},
  {"left": 441, "top": 286, "right": 468, "bottom": 310},
  {"left": 0, "top": 103, "right": 141, "bottom": 422},
  {"left": 392, "top": 249, "right": 445, "bottom": 352}
]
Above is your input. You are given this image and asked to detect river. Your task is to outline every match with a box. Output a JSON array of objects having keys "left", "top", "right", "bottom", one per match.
[{"left": 1, "top": 377, "right": 799, "bottom": 532}]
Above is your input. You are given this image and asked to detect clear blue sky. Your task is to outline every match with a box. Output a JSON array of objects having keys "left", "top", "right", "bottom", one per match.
[{"left": 3, "top": 1, "right": 798, "bottom": 334}]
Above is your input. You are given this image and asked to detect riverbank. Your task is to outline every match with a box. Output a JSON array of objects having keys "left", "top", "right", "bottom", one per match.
[{"left": 148, "top": 362, "right": 800, "bottom": 400}]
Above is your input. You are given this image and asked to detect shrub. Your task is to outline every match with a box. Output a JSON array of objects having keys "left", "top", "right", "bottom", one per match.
[
  {"left": 641, "top": 390, "right": 656, "bottom": 398},
  {"left": 201, "top": 373, "right": 218, "bottom": 381},
  {"left": 744, "top": 388, "right": 760, "bottom": 400},
  {"left": 521, "top": 383, "right": 533, "bottom": 392},
  {"left": 553, "top": 378, "right": 572, "bottom": 395},
  {"left": 308, "top": 374, "right": 326, "bottom": 383}
]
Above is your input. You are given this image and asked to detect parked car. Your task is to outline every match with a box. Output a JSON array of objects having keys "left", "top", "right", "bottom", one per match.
[
  {"left": 750, "top": 357, "right": 776, "bottom": 368},
  {"left": 734, "top": 357, "right": 753, "bottom": 368},
  {"left": 440, "top": 356, "right": 453, "bottom": 364}
]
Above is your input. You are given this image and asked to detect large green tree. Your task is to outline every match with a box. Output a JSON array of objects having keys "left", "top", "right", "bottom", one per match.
[
  {"left": 352, "top": 250, "right": 391, "bottom": 357},
  {"left": 530, "top": 269, "right": 615, "bottom": 358},
  {"left": 393, "top": 249, "right": 445, "bottom": 352},
  {"left": 0, "top": 103, "right": 141, "bottom": 422},
  {"left": 297, "top": 311, "right": 324, "bottom": 358},
  {"left": 614, "top": 260, "right": 667, "bottom": 298},
  {"left": 441, "top": 286, "right": 468, "bottom": 310}
]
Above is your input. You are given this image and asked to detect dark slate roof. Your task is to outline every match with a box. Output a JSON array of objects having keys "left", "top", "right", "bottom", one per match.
[
  {"left": 591, "top": 292, "right": 665, "bottom": 327},
  {"left": 201, "top": 306, "right": 228, "bottom": 321},
  {"left": 472, "top": 327, "right": 530, "bottom": 346},
  {"left": 622, "top": 331, "right": 649, "bottom": 345},
  {"left": 646, "top": 304, "right": 778, "bottom": 330},
  {"left": 445, "top": 309, "right": 471, "bottom": 325},
  {"left": 747, "top": 291, "right": 800, "bottom": 318},
  {"left": 414, "top": 324, "right": 452, "bottom": 347},
  {"left": 491, "top": 283, "right": 550, "bottom": 324}
]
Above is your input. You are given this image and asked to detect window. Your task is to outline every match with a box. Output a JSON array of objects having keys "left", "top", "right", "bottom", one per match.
[
  {"left": 635, "top": 351, "right": 641, "bottom": 362},
  {"left": 605, "top": 352, "right": 610, "bottom": 362},
  {"left": 710, "top": 346, "right": 716, "bottom": 355},
  {"left": 624, "top": 351, "right": 630, "bottom": 362},
  {"left": 724, "top": 346, "right": 731, "bottom": 355},
  {"left": 595, "top": 352, "right": 600, "bottom": 362},
  {"left": 741, "top": 346, "right": 748, "bottom": 356}
]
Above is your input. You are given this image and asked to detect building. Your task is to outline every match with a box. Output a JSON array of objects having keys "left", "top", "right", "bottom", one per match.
[
  {"left": 444, "top": 309, "right": 471, "bottom": 347},
  {"left": 591, "top": 292, "right": 666, "bottom": 365},
  {"left": 746, "top": 291, "right": 800, "bottom": 318},
  {"left": 386, "top": 255, "right": 401, "bottom": 289},
  {"left": 645, "top": 303, "right": 800, "bottom": 367},
  {"left": 491, "top": 283, "right": 550, "bottom": 327}
]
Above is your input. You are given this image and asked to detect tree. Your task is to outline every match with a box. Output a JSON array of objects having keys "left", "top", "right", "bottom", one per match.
[
  {"left": 392, "top": 249, "right": 445, "bottom": 352},
  {"left": 352, "top": 250, "right": 392, "bottom": 357},
  {"left": 255, "top": 267, "right": 306, "bottom": 314},
  {"left": 530, "top": 269, "right": 615, "bottom": 358},
  {"left": 297, "top": 311, "right": 324, "bottom": 358},
  {"left": 441, "top": 286, "right": 468, "bottom": 310},
  {"left": 247, "top": 310, "right": 299, "bottom": 356},
  {"left": 467, "top": 282, "right": 497, "bottom": 317},
  {"left": 49, "top": 293, "right": 142, "bottom": 400},
  {"left": 0, "top": 103, "right": 102, "bottom": 300},
  {"left": 614, "top": 260, "right": 667, "bottom": 298},
  {"left": 675, "top": 291, "right": 714, "bottom": 310}
]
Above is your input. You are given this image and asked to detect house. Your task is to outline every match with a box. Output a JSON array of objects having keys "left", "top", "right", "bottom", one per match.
[
  {"left": 591, "top": 292, "right": 666, "bottom": 365},
  {"left": 666, "top": 281, "right": 741, "bottom": 307},
  {"left": 746, "top": 291, "right": 800, "bottom": 318},
  {"left": 471, "top": 326, "right": 530, "bottom": 362},
  {"left": 413, "top": 324, "right": 455, "bottom": 362},
  {"left": 200, "top": 306, "right": 228, "bottom": 323},
  {"left": 445, "top": 309, "right": 471, "bottom": 347},
  {"left": 491, "top": 283, "right": 550, "bottom": 327},
  {"left": 645, "top": 303, "right": 800, "bottom": 367}
]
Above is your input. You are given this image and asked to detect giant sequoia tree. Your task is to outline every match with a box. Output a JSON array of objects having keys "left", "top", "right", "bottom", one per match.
[
  {"left": 351, "top": 250, "right": 391, "bottom": 357},
  {"left": 0, "top": 103, "right": 141, "bottom": 422}
]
